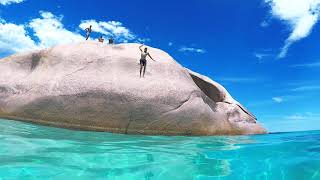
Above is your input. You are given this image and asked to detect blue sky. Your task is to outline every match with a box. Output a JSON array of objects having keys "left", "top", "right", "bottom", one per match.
[{"left": 0, "top": 0, "right": 319, "bottom": 132}]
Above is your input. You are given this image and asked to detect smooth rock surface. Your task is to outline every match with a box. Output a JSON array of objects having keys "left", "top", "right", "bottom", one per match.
[{"left": 0, "top": 41, "right": 267, "bottom": 135}]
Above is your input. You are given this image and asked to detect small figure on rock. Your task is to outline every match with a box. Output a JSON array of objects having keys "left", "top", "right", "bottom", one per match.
[
  {"left": 85, "top": 25, "right": 92, "bottom": 40},
  {"left": 98, "top": 36, "right": 104, "bottom": 43},
  {"left": 139, "top": 44, "right": 156, "bottom": 78},
  {"left": 108, "top": 38, "right": 114, "bottom": 44}
]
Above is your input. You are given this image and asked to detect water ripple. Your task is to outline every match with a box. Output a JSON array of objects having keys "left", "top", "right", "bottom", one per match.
[{"left": 0, "top": 118, "right": 319, "bottom": 179}]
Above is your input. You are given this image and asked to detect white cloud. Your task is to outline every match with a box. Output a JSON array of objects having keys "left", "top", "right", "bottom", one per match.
[
  {"left": 136, "top": 37, "right": 150, "bottom": 43},
  {"left": 272, "top": 97, "right": 283, "bottom": 103},
  {"left": 248, "top": 95, "right": 304, "bottom": 108},
  {"left": 0, "top": 11, "right": 143, "bottom": 57},
  {"left": 284, "top": 112, "right": 320, "bottom": 120},
  {"left": 253, "top": 49, "right": 274, "bottom": 61},
  {"left": 217, "top": 77, "right": 261, "bottom": 83},
  {"left": 168, "top": 42, "right": 173, "bottom": 46},
  {"left": 29, "top": 11, "right": 84, "bottom": 48},
  {"left": 260, "top": 20, "right": 269, "bottom": 27},
  {"left": 265, "top": 0, "right": 320, "bottom": 58},
  {"left": 0, "top": 11, "right": 84, "bottom": 56},
  {"left": 290, "top": 61, "right": 320, "bottom": 68},
  {"left": 0, "top": 0, "right": 24, "bottom": 5},
  {"left": 179, "top": 47, "right": 206, "bottom": 54},
  {"left": 79, "top": 20, "right": 135, "bottom": 42},
  {"left": 254, "top": 52, "right": 271, "bottom": 60},
  {"left": 0, "top": 21, "right": 37, "bottom": 55},
  {"left": 285, "top": 114, "right": 308, "bottom": 120},
  {"left": 291, "top": 85, "right": 320, "bottom": 92}
]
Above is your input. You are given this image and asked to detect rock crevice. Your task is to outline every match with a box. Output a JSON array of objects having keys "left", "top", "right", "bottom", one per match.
[{"left": 188, "top": 69, "right": 257, "bottom": 120}]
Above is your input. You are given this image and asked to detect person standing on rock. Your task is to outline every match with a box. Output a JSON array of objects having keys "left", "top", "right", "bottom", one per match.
[
  {"left": 98, "top": 36, "right": 104, "bottom": 43},
  {"left": 108, "top": 38, "right": 114, "bottom": 44},
  {"left": 139, "top": 44, "right": 155, "bottom": 78},
  {"left": 85, "top": 25, "right": 92, "bottom": 40}
]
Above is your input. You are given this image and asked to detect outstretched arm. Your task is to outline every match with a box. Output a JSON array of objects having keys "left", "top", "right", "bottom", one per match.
[
  {"left": 148, "top": 54, "right": 156, "bottom": 62},
  {"left": 139, "top": 44, "right": 143, "bottom": 52}
]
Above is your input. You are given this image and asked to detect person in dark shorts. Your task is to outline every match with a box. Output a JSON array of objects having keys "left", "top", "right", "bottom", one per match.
[
  {"left": 85, "top": 25, "right": 92, "bottom": 40},
  {"left": 108, "top": 38, "right": 114, "bottom": 44},
  {"left": 139, "top": 44, "right": 155, "bottom": 78}
]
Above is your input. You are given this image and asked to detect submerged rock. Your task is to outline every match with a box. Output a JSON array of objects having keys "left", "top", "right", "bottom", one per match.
[{"left": 0, "top": 42, "right": 266, "bottom": 135}]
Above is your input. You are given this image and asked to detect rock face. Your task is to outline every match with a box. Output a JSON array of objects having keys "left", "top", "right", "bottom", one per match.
[{"left": 0, "top": 42, "right": 267, "bottom": 135}]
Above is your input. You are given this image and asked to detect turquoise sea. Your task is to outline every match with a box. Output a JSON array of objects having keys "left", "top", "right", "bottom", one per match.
[{"left": 0, "top": 118, "right": 319, "bottom": 180}]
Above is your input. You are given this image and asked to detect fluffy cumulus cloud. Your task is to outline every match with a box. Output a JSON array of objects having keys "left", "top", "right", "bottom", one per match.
[
  {"left": 0, "top": 11, "right": 84, "bottom": 56},
  {"left": 0, "top": 20, "right": 37, "bottom": 55},
  {"left": 0, "top": 11, "right": 142, "bottom": 57},
  {"left": 29, "top": 11, "right": 84, "bottom": 48},
  {"left": 0, "top": 0, "right": 24, "bottom": 5},
  {"left": 79, "top": 20, "right": 135, "bottom": 42},
  {"left": 265, "top": 0, "right": 320, "bottom": 58}
]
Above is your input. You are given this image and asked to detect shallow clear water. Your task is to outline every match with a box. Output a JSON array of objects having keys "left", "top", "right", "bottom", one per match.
[{"left": 0, "top": 119, "right": 319, "bottom": 180}]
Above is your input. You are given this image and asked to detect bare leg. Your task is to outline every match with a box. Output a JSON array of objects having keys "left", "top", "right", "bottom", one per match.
[
  {"left": 143, "top": 63, "right": 147, "bottom": 78},
  {"left": 140, "top": 64, "right": 143, "bottom": 78}
]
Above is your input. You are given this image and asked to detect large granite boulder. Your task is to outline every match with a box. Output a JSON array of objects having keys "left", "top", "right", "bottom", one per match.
[{"left": 0, "top": 42, "right": 267, "bottom": 135}]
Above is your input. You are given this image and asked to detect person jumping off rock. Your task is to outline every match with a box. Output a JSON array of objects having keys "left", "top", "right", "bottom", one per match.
[
  {"left": 85, "top": 25, "right": 92, "bottom": 40},
  {"left": 139, "top": 44, "right": 155, "bottom": 78}
]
